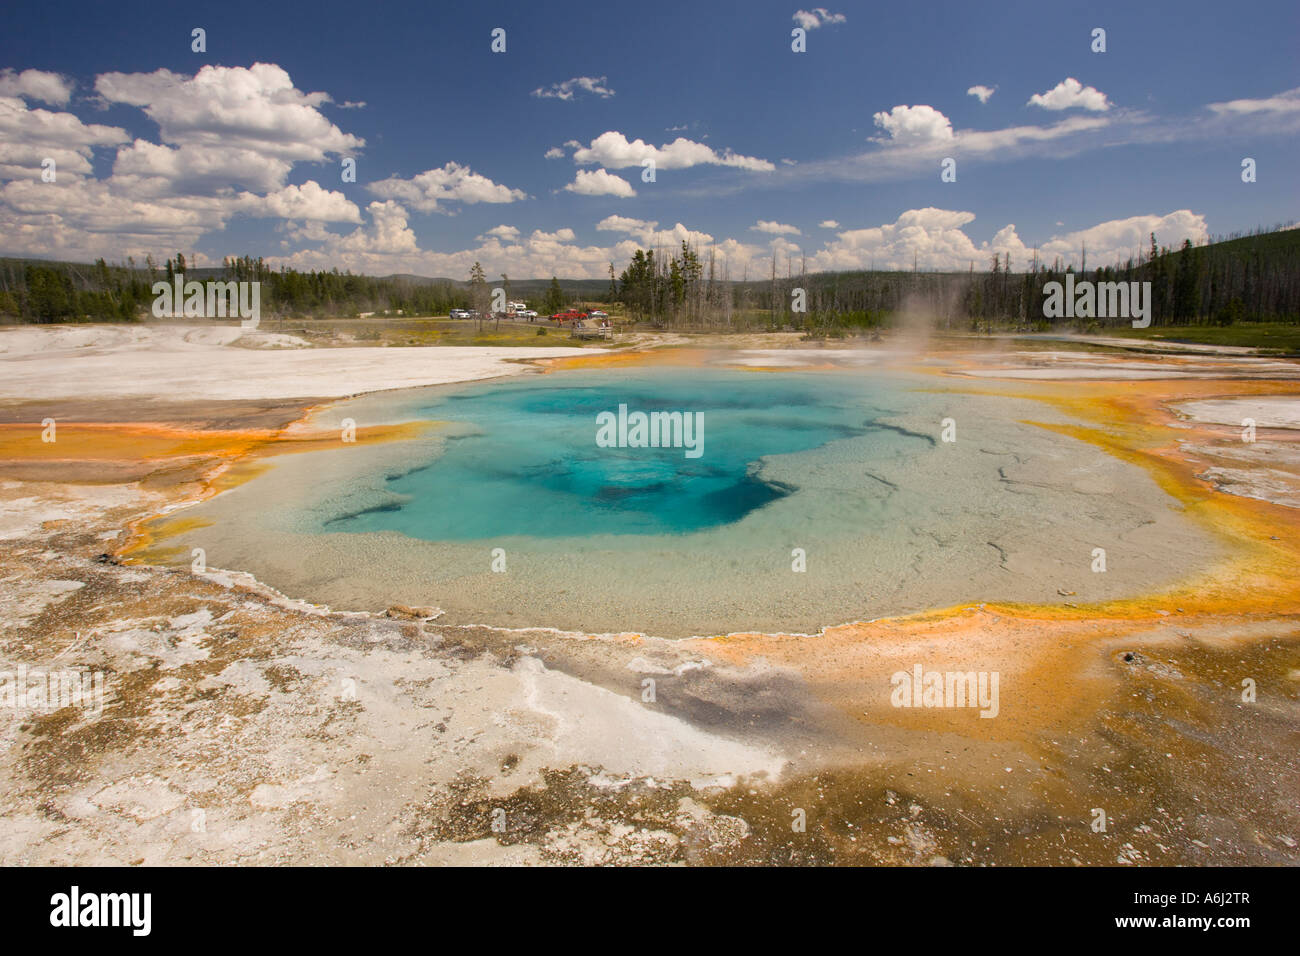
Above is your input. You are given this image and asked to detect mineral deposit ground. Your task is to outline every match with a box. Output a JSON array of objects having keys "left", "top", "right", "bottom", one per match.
[{"left": 1, "top": 325, "right": 1297, "bottom": 865}]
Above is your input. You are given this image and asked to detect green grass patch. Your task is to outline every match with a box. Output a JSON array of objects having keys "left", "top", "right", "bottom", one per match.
[{"left": 1105, "top": 323, "right": 1300, "bottom": 354}]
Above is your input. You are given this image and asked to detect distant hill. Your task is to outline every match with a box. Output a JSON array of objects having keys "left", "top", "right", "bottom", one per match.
[{"left": 0, "top": 224, "right": 1295, "bottom": 325}]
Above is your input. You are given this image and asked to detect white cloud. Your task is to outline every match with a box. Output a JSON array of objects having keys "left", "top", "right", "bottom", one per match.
[
  {"left": 282, "top": 220, "right": 335, "bottom": 243},
  {"left": 787, "top": 113, "right": 1113, "bottom": 188},
  {"left": 1036, "top": 210, "right": 1208, "bottom": 269},
  {"left": 812, "top": 208, "right": 984, "bottom": 271},
  {"left": 0, "top": 63, "right": 381, "bottom": 261},
  {"left": 872, "top": 105, "right": 954, "bottom": 144},
  {"left": 819, "top": 219, "right": 839, "bottom": 229},
  {"left": 564, "top": 168, "right": 636, "bottom": 197},
  {"left": 1207, "top": 87, "right": 1300, "bottom": 115},
  {"left": 0, "top": 177, "right": 230, "bottom": 261},
  {"left": 95, "top": 63, "right": 364, "bottom": 160},
  {"left": 573, "top": 131, "right": 774, "bottom": 171},
  {"left": 369, "top": 162, "right": 527, "bottom": 213},
  {"left": 110, "top": 139, "right": 291, "bottom": 196},
  {"left": 594, "top": 214, "right": 713, "bottom": 249},
  {"left": 967, "top": 85, "right": 996, "bottom": 104},
  {"left": 264, "top": 198, "right": 1212, "bottom": 289},
  {"left": 0, "top": 95, "right": 127, "bottom": 181},
  {"left": 1027, "top": 78, "right": 1111, "bottom": 112},
  {"left": 530, "top": 228, "right": 577, "bottom": 243},
  {"left": 596, "top": 215, "right": 658, "bottom": 240},
  {"left": 275, "top": 213, "right": 636, "bottom": 280},
  {"left": 792, "top": 9, "right": 846, "bottom": 30},
  {"left": 250, "top": 181, "right": 361, "bottom": 222},
  {"left": 0, "top": 68, "right": 74, "bottom": 106},
  {"left": 531, "top": 76, "right": 615, "bottom": 101},
  {"left": 544, "top": 146, "right": 565, "bottom": 159},
  {"left": 751, "top": 220, "right": 801, "bottom": 236},
  {"left": 808, "top": 206, "right": 1207, "bottom": 273},
  {"left": 334, "top": 201, "right": 420, "bottom": 257}
]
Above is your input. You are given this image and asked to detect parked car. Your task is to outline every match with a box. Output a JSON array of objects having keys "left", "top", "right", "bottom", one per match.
[
  {"left": 587, "top": 309, "right": 608, "bottom": 319},
  {"left": 449, "top": 308, "right": 470, "bottom": 319},
  {"left": 549, "top": 310, "right": 585, "bottom": 323}
]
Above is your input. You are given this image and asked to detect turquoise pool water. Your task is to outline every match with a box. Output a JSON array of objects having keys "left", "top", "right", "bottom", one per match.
[{"left": 324, "top": 369, "right": 923, "bottom": 539}]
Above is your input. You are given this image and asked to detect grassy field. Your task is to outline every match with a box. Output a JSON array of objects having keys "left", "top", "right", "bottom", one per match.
[
  {"left": 1102, "top": 323, "right": 1300, "bottom": 354},
  {"left": 269, "top": 316, "right": 614, "bottom": 348}
]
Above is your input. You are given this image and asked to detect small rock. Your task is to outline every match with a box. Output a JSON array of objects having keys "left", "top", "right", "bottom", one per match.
[{"left": 384, "top": 604, "right": 443, "bottom": 620}]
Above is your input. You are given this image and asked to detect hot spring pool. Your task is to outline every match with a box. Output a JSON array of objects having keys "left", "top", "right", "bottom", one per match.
[{"left": 151, "top": 365, "right": 1219, "bottom": 637}]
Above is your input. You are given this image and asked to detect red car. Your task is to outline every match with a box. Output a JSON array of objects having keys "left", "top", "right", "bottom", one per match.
[{"left": 549, "top": 310, "right": 586, "bottom": 323}]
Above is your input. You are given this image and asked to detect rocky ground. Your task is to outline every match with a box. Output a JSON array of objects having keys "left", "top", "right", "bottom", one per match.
[{"left": 1, "top": 326, "right": 1297, "bottom": 865}]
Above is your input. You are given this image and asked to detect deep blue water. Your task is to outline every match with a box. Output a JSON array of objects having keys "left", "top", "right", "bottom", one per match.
[{"left": 326, "top": 369, "right": 912, "bottom": 539}]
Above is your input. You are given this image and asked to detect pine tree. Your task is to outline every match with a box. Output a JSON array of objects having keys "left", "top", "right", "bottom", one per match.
[
  {"left": 545, "top": 276, "right": 564, "bottom": 314},
  {"left": 469, "top": 261, "right": 487, "bottom": 331}
]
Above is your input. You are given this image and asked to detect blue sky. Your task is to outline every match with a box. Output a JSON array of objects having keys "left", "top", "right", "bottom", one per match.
[{"left": 0, "top": 0, "right": 1296, "bottom": 278}]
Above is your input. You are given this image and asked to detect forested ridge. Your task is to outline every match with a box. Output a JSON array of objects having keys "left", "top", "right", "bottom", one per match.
[{"left": 616, "top": 224, "right": 1300, "bottom": 332}]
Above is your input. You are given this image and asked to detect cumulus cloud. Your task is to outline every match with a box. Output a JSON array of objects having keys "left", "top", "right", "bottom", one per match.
[
  {"left": 0, "top": 63, "right": 383, "bottom": 262},
  {"left": 1027, "top": 78, "right": 1111, "bottom": 112},
  {"left": 751, "top": 220, "right": 801, "bottom": 236},
  {"left": 572, "top": 130, "right": 774, "bottom": 171},
  {"left": 812, "top": 208, "right": 984, "bottom": 271},
  {"left": 275, "top": 209, "right": 661, "bottom": 280},
  {"left": 808, "top": 206, "right": 1207, "bottom": 273},
  {"left": 95, "top": 63, "right": 364, "bottom": 160},
  {"left": 544, "top": 146, "right": 565, "bottom": 159},
  {"left": 531, "top": 76, "right": 615, "bottom": 101},
  {"left": 792, "top": 9, "right": 846, "bottom": 30},
  {"left": 872, "top": 105, "right": 955, "bottom": 144},
  {"left": 262, "top": 199, "right": 1211, "bottom": 290},
  {"left": 819, "top": 219, "right": 839, "bottom": 229},
  {"left": 330, "top": 200, "right": 420, "bottom": 257},
  {"left": 967, "top": 85, "right": 996, "bottom": 104},
  {"left": 0, "top": 176, "right": 230, "bottom": 261},
  {"left": 564, "top": 168, "right": 636, "bottom": 197},
  {"left": 1036, "top": 210, "right": 1208, "bottom": 269},
  {"left": 0, "top": 95, "right": 127, "bottom": 181},
  {"left": 597, "top": 214, "right": 658, "bottom": 235},
  {"left": 109, "top": 139, "right": 292, "bottom": 196},
  {"left": 0, "top": 68, "right": 74, "bottom": 106},
  {"left": 369, "top": 162, "right": 526, "bottom": 213},
  {"left": 594, "top": 214, "right": 713, "bottom": 249},
  {"left": 250, "top": 181, "right": 361, "bottom": 222},
  {"left": 530, "top": 228, "right": 577, "bottom": 243}
]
